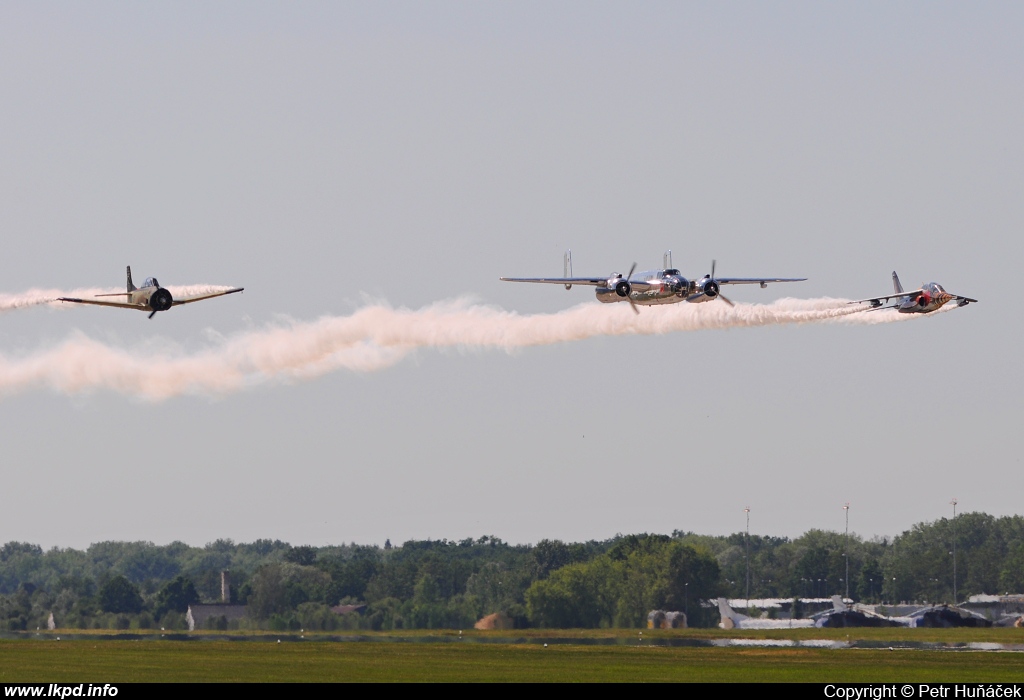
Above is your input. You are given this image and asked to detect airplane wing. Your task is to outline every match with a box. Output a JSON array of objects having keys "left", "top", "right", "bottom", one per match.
[
  {"left": 170, "top": 287, "right": 244, "bottom": 306},
  {"left": 848, "top": 290, "right": 923, "bottom": 306},
  {"left": 500, "top": 277, "right": 655, "bottom": 291},
  {"left": 500, "top": 277, "right": 610, "bottom": 286},
  {"left": 715, "top": 277, "right": 807, "bottom": 286},
  {"left": 57, "top": 296, "right": 144, "bottom": 310}
]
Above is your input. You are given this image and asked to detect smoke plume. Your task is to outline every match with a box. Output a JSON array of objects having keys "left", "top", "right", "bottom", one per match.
[{"left": 0, "top": 295, "right": 943, "bottom": 400}]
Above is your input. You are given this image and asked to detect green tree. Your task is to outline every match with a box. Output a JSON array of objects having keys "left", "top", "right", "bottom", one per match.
[
  {"left": 320, "top": 554, "right": 379, "bottom": 603},
  {"left": 662, "top": 543, "right": 722, "bottom": 627},
  {"left": 248, "top": 563, "right": 332, "bottom": 620},
  {"left": 247, "top": 564, "right": 289, "bottom": 619},
  {"left": 98, "top": 576, "right": 143, "bottom": 614},
  {"left": 465, "top": 560, "right": 532, "bottom": 619},
  {"left": 532, "top": 540, "right": 580, "bottom": 578},
  {"left": 525, "top": 561, "right": 605, "bottom": 628},
  {"left": 285, "top": 546, "right": 317, "bottom": 566},
  {"left": 153, "top": 576, "right": 200, "bottom": 619}
]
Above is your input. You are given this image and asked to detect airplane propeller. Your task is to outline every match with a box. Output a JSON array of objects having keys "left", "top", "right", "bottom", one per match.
[
  {"left": 625, "top": 263, "right": 639, "bottom": 314},
  {"left": 612, "top": 264, "right": 639, "bottom": 313},
  {"left": 147, "top": 288, "right": 174, "bottom": 319},
  {"left": 707, "top": 260, "right": 734, "bottom": 307}
]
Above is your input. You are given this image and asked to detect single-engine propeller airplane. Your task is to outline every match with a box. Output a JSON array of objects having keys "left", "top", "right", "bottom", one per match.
[
  {"left": 501, "top": 250, "right": 805, "bottom": 313},
  {"left": 58, "top": 266, "right": 244, "bottom": 319},
  {"left": 850, "top": 272, "right": 977, "bottom": 313}
]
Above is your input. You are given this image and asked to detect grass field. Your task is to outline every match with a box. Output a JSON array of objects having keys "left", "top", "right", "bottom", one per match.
[{"left": 3, "top": 629, "right": 1024, "bottom": 682}]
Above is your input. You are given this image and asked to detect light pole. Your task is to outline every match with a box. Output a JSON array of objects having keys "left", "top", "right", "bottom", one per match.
[
  {"left": 744, "top": 507, "right": 751, "bottom": 606},
  {"left": 844, "top": 502, "right": 850, "bottom": 601},
  {"left": 951, "top": 498, "right": 958, "bottom": 604}
]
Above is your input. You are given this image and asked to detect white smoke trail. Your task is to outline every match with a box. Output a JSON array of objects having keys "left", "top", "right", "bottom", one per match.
[
  {"left": 0, "top": 289, "right": 99, "bottom": 313},
  {"left": 0, "top": 295, "right": 945, "bottom": 400}
]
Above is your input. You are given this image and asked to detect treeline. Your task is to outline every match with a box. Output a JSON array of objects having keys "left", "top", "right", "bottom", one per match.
[{"left": 2, "top": 512, "right": 1023, "bottom": 631}]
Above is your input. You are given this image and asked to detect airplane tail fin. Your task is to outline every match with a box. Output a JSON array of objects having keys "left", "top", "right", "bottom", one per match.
[
  {"left": 832, "top": 595, "right": 848, "bottom": 612},
  {"left": 892, "top": 271, "right": 904, "bottom": 295},
  {"left": 127, "top": 266, "right": 137, "bottom": 293},
  {"left": 564, "top": 250, "right": 572, "bottom": 290},
  {"left": 663, "top": 250, "right": 673, "bottom": 269},
  {"left": 717, "top": 598, "right": 745, "bottom": 629}
]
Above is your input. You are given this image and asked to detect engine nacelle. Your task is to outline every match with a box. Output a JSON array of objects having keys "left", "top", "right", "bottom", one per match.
[
  {"left": 702, "top": 279, "right": 720, "bottom": 298},
  {"left": 614, "top": 279, "right": 632, "bottom": 297},
  {"left": 596, "top": 287, "right": 624, "bottom": 304},
  {"left": 149, "top": 287, "right": 173, "bottom": 313}
]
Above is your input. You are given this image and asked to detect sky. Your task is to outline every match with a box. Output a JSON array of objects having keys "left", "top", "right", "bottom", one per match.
[{"left": 0, "top": 1, "right": 1020, "bottom": 550}]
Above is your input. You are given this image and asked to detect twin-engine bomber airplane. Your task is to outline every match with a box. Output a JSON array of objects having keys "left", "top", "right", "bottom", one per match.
[
  {"left": 501, "top": 251, "right": 806, "bottom": 313},
  {"left": 58, "top": 267, "right": 244, "bottom": 319},
  {"left": 850, "top": 271, "right": 977, "bottom": 313}
]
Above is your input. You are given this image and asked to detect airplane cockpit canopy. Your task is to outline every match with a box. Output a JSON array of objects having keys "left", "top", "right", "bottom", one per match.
[
  {"left": 664, "top": 269, "right": 681, "bottom": 276},
  {"left": 143, "top": 277, "right": 160, "bottom": 288}
]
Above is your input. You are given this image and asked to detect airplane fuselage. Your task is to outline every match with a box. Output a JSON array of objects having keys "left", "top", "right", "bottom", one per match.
[
  {"left": 895, "top": 282, "right": 954, "bottom": 313},
  {"left": 126, "top": 278, "right": 174, "bottom": 313},
  {"left": 593, "top": 269, "right": 719, "bottom": 306},
  {"left": 127, "top": 286, "right": 157, "bottom": 308}
]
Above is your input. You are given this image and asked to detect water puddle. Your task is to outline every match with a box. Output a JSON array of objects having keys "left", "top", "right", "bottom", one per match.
[{"left": 3, "top": 631, "right": 1022, "bottom": 651}]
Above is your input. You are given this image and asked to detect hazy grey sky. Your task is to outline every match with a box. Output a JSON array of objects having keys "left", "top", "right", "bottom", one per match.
[{"left": 0, "top": 2, "right": 1019, "bottom": 549}]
